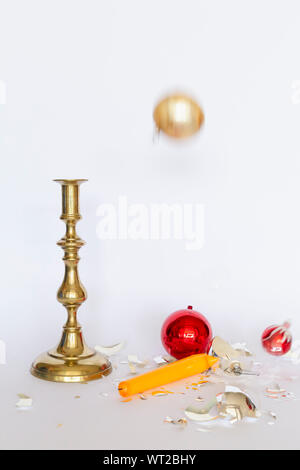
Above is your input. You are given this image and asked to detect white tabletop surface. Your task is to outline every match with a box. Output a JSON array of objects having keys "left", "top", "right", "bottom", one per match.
[
  {"left": 1, "top": 344, "right": 300, "bottom": 451},
  {"left": 2, "top": 0, "right": 300, "bottom": 453}
]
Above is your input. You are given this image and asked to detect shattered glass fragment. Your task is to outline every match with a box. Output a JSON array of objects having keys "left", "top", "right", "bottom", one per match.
[
  {"left": 265, "top": 383, "right": 286, "bottom": 395},
  {"left": 185, "top": 397, "right": 218, "bottom": 422},
  {"left": 164, "top": 416, "right": 173, "bottom": 423},
  {"left": 196, "top": 427, "right": 211, "bottom": 433},
  {"left": 211, "top": 337, "right": 257, "bottom": 376},
  {"left": 264, "top": 383, "right": 297, "bottom": 400},
  {"left": 195, "top": 396, "right": 205, "bottom": 402},
  {"left": 164, "top": 416, "right": 187, "bottom": 426},
  {"left": 285, "top": 339, "right": 300, "bottom": 364},
  {"left": 95, "top": 342, "right": 125, "bottom": 356},
  {"left": 211, "top": 337, "right": 241, "bottom": 361},
  {"left": 231, "top": 342, "right": 252, "bottom": 356},
  {"left": 153, "top": 356, "right": 168, "bottom": 366},
  {"left": 16, "top": 394, "right": 32, "bottom": 408},
  {"left": 128, "top": 363, "right": 137, "bottom": 374},
  {"left": 217, "top": 386, "right": 260, "bottom": 422},
  {"left": 163, "top": 355, "right": 176, "bottom": 363},
  {"left": 127, "top": 355, "right": 147, "bottom": 366}
]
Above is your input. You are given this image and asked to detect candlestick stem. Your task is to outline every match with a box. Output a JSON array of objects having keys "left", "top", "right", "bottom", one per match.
[{"left": 31, "top": 179, "right": 112, "bottom": 382}]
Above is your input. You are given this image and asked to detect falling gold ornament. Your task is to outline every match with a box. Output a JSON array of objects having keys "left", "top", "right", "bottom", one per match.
[{"left": 153, "top": 93, "right": 204, "bottom": 139}]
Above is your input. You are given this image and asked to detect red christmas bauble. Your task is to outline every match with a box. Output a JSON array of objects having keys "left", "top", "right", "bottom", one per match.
[
  {"left": 261, "top": 322, "right": 292, "bottom": 356},
  {"left": 161, "top": 306, "right": 213, "bottom": 359}
]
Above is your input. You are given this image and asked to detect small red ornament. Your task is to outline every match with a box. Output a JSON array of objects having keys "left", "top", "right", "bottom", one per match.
[
  {"left": 261, "top": 322, "right": 292, "bottom": 356},
  {"left": 161, "top": 306, "right": 213, "bottom": 359}
]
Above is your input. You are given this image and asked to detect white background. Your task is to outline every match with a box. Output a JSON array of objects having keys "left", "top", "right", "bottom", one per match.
[{"left": 1, "top": 0, "right": 300, "bottom": 450}]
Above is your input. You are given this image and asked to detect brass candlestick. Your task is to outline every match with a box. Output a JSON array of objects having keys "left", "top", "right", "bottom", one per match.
[{"left": 31, "top": 179, "right": 112, "bottom": 383}]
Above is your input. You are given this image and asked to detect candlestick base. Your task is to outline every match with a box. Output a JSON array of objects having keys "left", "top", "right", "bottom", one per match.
[{"left": 31, "top": 347, "right": 112, "bottom": 383}]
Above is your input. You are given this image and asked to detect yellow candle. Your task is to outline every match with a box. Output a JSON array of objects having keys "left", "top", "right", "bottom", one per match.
[{"left": 118, "top": 354, "right": 219, "bottom": 397}]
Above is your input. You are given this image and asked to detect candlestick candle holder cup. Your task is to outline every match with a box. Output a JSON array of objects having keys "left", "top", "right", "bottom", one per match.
[{"left": 31, "top": 179, "right": 112, "bottom": 383}]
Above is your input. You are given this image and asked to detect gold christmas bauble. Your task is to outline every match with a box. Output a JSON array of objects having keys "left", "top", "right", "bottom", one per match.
[{"left": 153, "top": 93, "right": 204, "bottom": 139}]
